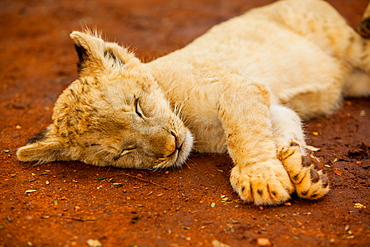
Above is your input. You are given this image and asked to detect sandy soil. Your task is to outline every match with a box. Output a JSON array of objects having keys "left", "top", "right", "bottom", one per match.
[{"left": 0, "top": 0, "right": 369, "bottom": 246}]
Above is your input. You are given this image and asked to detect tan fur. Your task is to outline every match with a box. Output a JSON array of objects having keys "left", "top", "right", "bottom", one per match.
[{"left": 17, "top": 0, "right": 370, "bottom": 205}]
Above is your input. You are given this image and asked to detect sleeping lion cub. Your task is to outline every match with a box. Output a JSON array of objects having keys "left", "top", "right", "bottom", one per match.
[{"left": 17, "top": 0, "right": 370, "bottom": 205}]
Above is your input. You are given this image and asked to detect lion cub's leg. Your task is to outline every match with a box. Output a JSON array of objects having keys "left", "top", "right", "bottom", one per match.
[
  {"left": 218, "top": 83, "right": 294, "bottom": 205},
  {"left": 270, "top": 105, "right": 329, "bottom": 200}
]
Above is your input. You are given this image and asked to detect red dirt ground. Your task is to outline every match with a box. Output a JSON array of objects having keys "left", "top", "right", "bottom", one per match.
[{"left": 0, "top": 0, "right": 369, "bottom": 246}]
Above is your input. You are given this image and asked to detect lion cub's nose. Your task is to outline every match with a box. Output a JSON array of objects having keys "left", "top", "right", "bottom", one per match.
[{"left": 158, "top": 130, "right": 180, "bottom": 158}]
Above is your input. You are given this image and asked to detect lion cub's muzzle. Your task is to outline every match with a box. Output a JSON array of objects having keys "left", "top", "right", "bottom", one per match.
[{"left": 148, "top": 128, "right": 193, "bottom": 169}]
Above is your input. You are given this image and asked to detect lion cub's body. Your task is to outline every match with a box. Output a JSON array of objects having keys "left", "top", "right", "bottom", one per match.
[{"left": 17, "top": 0, "right": 370, "bottom": 205}]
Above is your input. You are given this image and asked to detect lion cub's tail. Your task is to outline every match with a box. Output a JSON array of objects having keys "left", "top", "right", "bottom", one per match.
[{"left": 358, "top": 2, "right": 370, "bottom": 38}]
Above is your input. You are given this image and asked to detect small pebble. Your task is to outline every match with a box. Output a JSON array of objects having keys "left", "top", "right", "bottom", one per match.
[
  {"left": 212, "top": 240, "right": 230, "bottom": 247},
  {"left": 354, "top": 203, "right": 366, "bottom": 209},
  {"left": 257, "top": 237, "right": 271, "bottom": 246},
  {"left": 87, "top": 239, "right": 102, "bottom": 247}
]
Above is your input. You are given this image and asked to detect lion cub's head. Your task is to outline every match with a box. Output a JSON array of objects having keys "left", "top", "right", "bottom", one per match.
[{"left": 17, "top": 31, "right": 193, "bottom": 169}]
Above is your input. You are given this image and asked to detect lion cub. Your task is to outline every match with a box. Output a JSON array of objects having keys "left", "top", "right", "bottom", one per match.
[{"left": 17, "top": 0, "right": 370, "bottom": 205}]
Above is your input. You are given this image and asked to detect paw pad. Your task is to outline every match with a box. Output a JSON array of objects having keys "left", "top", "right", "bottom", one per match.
[
  {"left": 279, "top": 143, "right": 330, "bottom": 200},
  {"left": 310, "top": 169, "right": 320, "bottom": 183}
]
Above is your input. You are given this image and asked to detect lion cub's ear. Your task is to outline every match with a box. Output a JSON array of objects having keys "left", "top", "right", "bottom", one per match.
[
  {"left": 70, "top": 31, "right": 141, "bottom": 75},
  {"left": 16, "top": 125, "right": 71, "bottom": 163}
]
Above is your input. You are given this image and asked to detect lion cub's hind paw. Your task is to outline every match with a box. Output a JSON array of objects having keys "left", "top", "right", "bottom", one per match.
[
  {"left": 230, "top": 161, "right": 295, "bottom": 206},
  {"left": 279, "top": 143, "right": 330, "bottom": 200}
]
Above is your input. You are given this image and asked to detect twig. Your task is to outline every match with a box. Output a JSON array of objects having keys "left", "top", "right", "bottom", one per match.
[
  {"left": 66, "top": 217, "right": 96, "bottom": 222},
  {"left": 120, "top": 172, "right": 171, "bottom": 190}
]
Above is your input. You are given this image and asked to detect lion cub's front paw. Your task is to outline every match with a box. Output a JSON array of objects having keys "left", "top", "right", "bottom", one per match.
[
  {"left": 279, "top": 143, "right": 329, "bottom": 200},
  {"left": 230, "top": 160, "right": 295, "bottom": 205}
]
